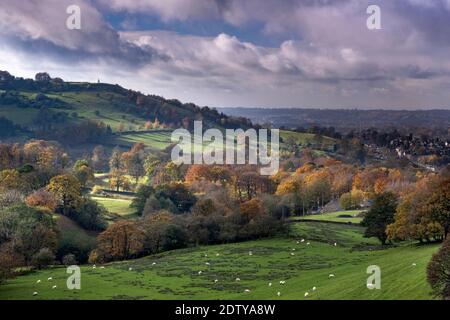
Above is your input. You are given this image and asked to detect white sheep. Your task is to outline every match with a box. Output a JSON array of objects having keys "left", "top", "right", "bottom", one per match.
[
  {"left": 52, "top": 285, "right": 57, "bottom": 289},
  {"left": 244, "top": 289, "right": 251, "bottom": 293},
  {"left": 100, "top": 266, "right": 105, "bottom": 269},
  {"left": 198, "top": 271, "right": 203, "bottom": 275},
  {"left": 268, "top": 282, "right": 272, "bottom": 287},
  {"left": 301, "top": 239, "right": 305, "bottom": 243},
  {"left": 216, "top": 253, "right": 220, "bottom": 256},
  {"left": 36, "top": 280, "right": 41, "bottom": 284},
  {"left": 249, "top": 251, "right": 253, "bottom": 256},
  {"left": 312, "top": 286, "right": 317, "bottom": 291},
  {"left": 128, "top": 267, "right": 133, "bottom": 271},
  {"left": 304, "top": 292, "right": 309, "bottom": 297},
  {"left": 152, "top": 262, "right": 156, "bottom": 266},
  {"left": 296, "top": 241, "right": 300, "bottom": 244},
  {"left": 277, "top": 292, "right": 281, "bottom": 297},
  {"left": 205, "top": 262, "right": 210, "bottom": 266},
  {"left": 33, "top": 292, "right": 38, "bottom": 296},
  {"left": 329, "top": 274, "right": 335, "bottom": 278},
  {"left": 290, "top": 253, "right": 295, "bottom": 256},
  {"left": 47, "top": 277, "right": 52, "bottom": 281},
  {"left": 214, "top": 279, "right": 218, "bottom": 283},
  {"left": 279, "top": 280, "right": 286, "bottom": 285},
  {"left": 412, "top": 263, "right": 417, "bottom": 266},
  {"left": 306, "top": 242, "right": 311, "bottom": 245},
  {"left": 334, "top": 242, "right": 337, "bottom": 246},
  {"left": 292, "top": 248, "right": 296, "bottom": 251},
  {"left": 235, "top": 277, "right": 241, "bottom": 282}
]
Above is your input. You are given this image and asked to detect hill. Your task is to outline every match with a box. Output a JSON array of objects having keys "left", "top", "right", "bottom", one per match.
[
  {"left": 0, "top": 71, "right": 252, "bottom": 145},
  {"left": 0, "top": 221, "right": 438, "bottom": 300}
]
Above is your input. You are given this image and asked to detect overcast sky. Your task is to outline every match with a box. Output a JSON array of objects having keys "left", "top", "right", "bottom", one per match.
[{"left": 1, "top": 0, "right": 450, "bottom": 109}]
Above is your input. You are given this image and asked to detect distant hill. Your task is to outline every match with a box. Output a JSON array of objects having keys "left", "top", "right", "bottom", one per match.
[
  {"left": 219, "top": 107, "right": 450, "bottom": 133},
  {"left": 0, "top": 71, "right": 252, "bottom": 145}
]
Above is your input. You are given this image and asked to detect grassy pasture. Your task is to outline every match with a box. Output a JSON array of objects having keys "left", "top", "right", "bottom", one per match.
[
  {"left": 291, "top": 210, "right": 364, "bottom": 224},
  {"left": 91, "top": 197, "right": 136, "bottom": 219},
  {"left": 0, "top": 222, "right": 438, "bottom": 300}
]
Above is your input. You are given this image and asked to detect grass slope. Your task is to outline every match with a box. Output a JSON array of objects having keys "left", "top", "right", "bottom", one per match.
[
  {"left": 291, "top": 210, "right": 364, "bottom": 224},
  {"left": 0, "top": 222, "right": 438, "bottom": 300}
]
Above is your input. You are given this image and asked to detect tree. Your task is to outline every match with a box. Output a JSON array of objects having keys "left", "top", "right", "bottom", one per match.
[
  {"left": 361, "top": 192, "right": 397, "bottom": 245},
  {"left": 91, "top": 145, "right": 108, "bottom": 172},
  {"left": 31, "top": 248, "right": 55, "bottom": 269},
  {"left": 109, "top": 147, "right": 123, "bottom": 172},
  {"left": 25, "top": 189, "right": 58, "bottom": 211},
  {"left": 93, "top": 221, "right": 145, "bottom": 262},
  {"left": 427, "top": 238, "right": 450, "bottom": 299},
  {"left": 46, "top": 174, "right": 82, "bottom": 215},
  {"left": 73, "top": 160, "right": 94, "bottom": 188},
  {"left": 427, "top": 178, "right": 450, "bottom": 239},
  {"left": 240, "top": 198, "right": 265, "bottom": 221},
  {"left": 131, "top": 185, "right": 154, "bottom": 216}
]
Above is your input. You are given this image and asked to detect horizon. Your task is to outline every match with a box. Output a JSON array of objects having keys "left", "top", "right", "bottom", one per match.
[{"left": 2, "top": 1, "right": 450, "bottom": 109}]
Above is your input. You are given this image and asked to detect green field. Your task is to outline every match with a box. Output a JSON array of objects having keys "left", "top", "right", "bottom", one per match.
[
  {"left": 112, "top": 131, "right": 173, "bottom": 150},
  {"left": 291, "top": 210, "right": 364, "bottom": 224},
  {"left": 91, "top": 197, "right": 136, "bottom": 218},
  {"left": 280, "top": 130, "right": 337, "bottom": 148},
  {"left": 0, "top": 222, "right": 438, "bottom": 300}
]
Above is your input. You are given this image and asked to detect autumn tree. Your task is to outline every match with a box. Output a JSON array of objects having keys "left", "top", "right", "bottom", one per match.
[
  {"left": 362, "top": 192, "right": 397, "bottom": 245},
  {"left": 46, "top": 174, "right": 82, "bottom": 215},
  {"left": 92, "top": 221, "right": 145, "bottom": 262},
  {"left": 73, "top": 160, "right": 94, "bottom": 188},
  {"left": 25, "top": 189, "right": 58, "bottom": 211},
  {"left": 427, "top": 177, "right": 450, "bottom": 239}
]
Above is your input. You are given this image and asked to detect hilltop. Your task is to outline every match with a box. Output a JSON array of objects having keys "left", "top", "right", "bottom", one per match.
[{"left": 0, "top": 71, "right": 252, "bottom": 145}]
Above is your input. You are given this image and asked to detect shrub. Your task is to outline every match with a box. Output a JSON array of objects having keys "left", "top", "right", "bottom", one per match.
[
  {"left": 62, "top": 254, "right": 78, "bottom": 266},
  {"left": 427, "top": 238, "right": 450, "bottom": 299},
  {"left": 31, "top": 248, "right": 55, "bottom": 269}
]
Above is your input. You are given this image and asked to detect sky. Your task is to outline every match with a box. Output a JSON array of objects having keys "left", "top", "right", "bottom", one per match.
[{"left": 1, "top": 0, "right": 450, "bottom": 109}]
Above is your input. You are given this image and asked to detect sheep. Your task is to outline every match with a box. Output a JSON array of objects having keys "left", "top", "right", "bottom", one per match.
[
  {"left": 329, "top": 274, "right": 335, "bottom": 278},
  {"left": 235, "top": 277, "right": 241, "bottom": 282},
  {"left": 268, "top": 282, "right": 272, "bottom": 287},
  {"left": 334, "top": 242, "right": 337, "bottom": 247},
  {"left": 290, "top": 253, "right": 295, "bottom": 256},
  {"left": 36, "top": 280, "right": 41, "bottom": 284},
  {"left": 92, "top": 266, "right": 96, "bottom": 269},
  {"left": 277, "top": 292, "right": 281, "bottom": 297},
  {"left": 306, "top": 242, "right": 311, "bottom": 245},
  {"left": 412, "top": 263, "right": 417, "bottom": 266},
  {"left": 244, "top": 289, "right": 251, "bottom": 293},
  {"left": 216, "top": 253, "right": 220, "bottom": 256},
  {"left": 204, "top": 254, "right": 208, "bottom": 257},
  {"left": 152, "top": 262, "right": 156, "bottom": 266},
  {"left": 301, "top": 239, "right": 305, "bottom": 242},
  {"left": 292, "top": 248, "right": 296, "bottom": 251},
  {"left": 33, "top": 292, "right": 38, "bottom": 296},
  {"left": 279, "top": 280, "right": 286, "bottom": 285},
  {"left": 304, "top": 292, "right": 309, "bottom": 297},
  {"left": 128, "top": 267, "right": 133, "bottom": 271},
  {"left": 205, "top": 262, "right": 210, "bottom": 266},
  {"left": 249, "top": 251, "right": 253, "bottom": 256},
  {"left": 296, "top": 241, "right": 300, "bottom": 244},
  {"left": 198, "top": 271, "right": 203, "bottom": 275},
  {"left": 100, "top": 266, "right": 105, "bottom": 269},
  {"left": 47, "top": 277, "right": 52, "bottom": 281},
  {"left": 52, "top": 285, "right": 57, "bottom": 289},
  {"left": 214, "top": 279, "right": 219, "bottom": 283},
  {"left": 312, "top": 286, "right": 317, "bottom": 291}
]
